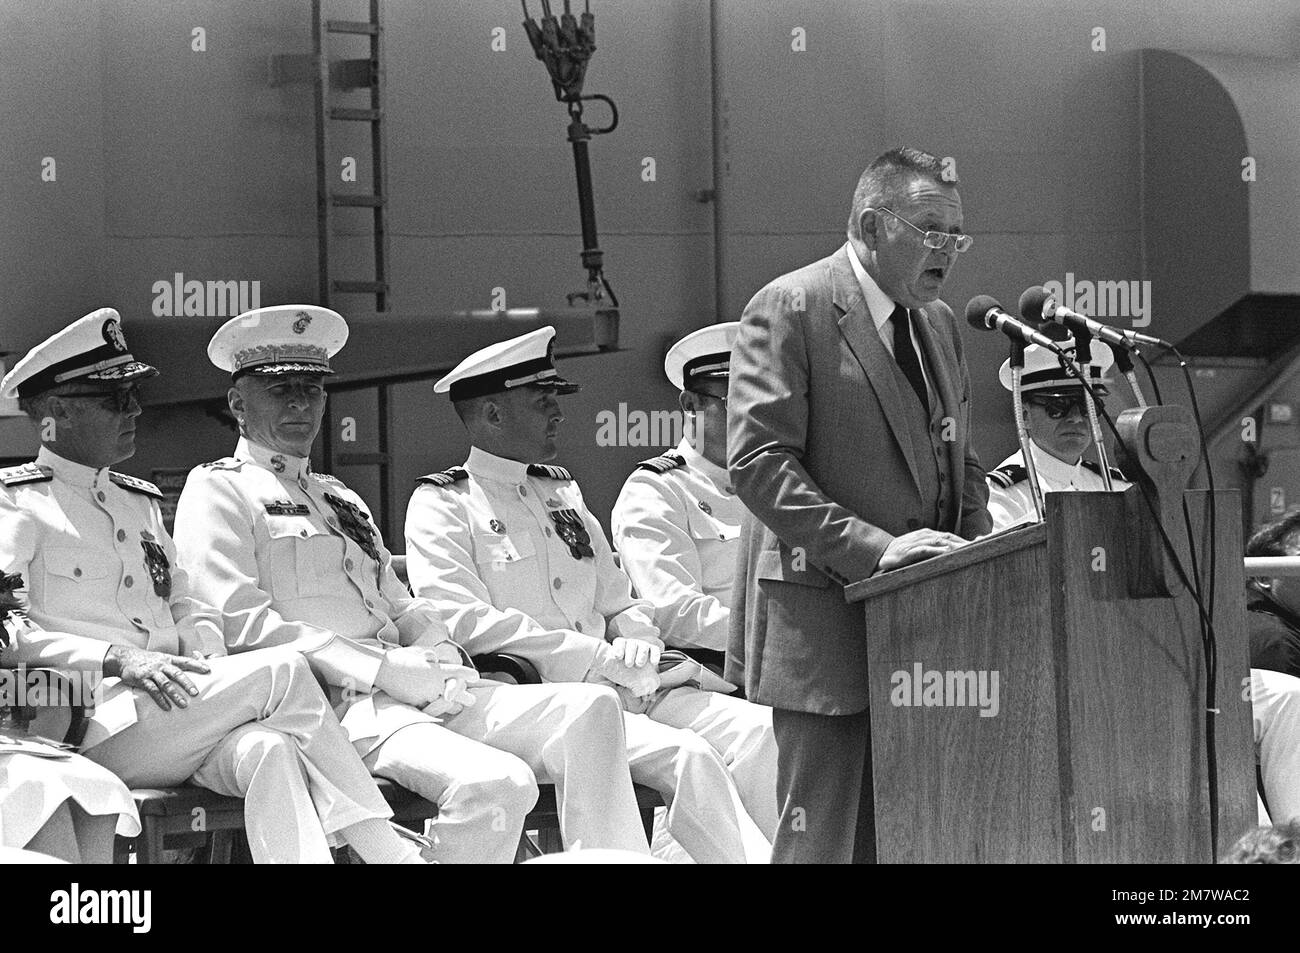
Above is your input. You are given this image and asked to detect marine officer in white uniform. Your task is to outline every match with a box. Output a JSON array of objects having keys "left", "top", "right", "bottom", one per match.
[
  {"left": 173, "top": 307, "right": 648, "bottom": 864},
  {"left": 0, "top": 309, "right": 421, "bottom": 864},
  {"left": 404, "top": 326, "right": 778, "bottom": 864},
  {"left": 611, "top": 323, "right": 747, "bottom": 659},
  {"left": 985, "top": 336, "right": 1131, "bottom": 532}
]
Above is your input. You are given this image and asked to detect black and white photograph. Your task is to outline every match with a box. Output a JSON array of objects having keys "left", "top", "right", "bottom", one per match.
[{"left": 0, "top": 0, "right": 1295, "bottom": 931}]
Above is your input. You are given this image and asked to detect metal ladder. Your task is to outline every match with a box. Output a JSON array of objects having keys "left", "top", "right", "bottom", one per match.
[{"left": 310, "top": 0, "right": 390, "bottom": 311}]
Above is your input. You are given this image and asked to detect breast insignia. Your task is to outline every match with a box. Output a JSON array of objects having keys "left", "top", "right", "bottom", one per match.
[{"left": 416, "top": 467, "right": 469, "bottom": 488}]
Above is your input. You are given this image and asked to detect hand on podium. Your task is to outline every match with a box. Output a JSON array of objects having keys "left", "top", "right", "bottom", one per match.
[{"left": 877, "top": 529, "right": 968, "bottom": 573}]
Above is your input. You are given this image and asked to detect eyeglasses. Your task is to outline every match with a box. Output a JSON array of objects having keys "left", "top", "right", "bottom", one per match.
[
  {"left": 59, "top": 386, "right": 142, "bottom": 413},
  {"left": 690, "top": 390, "right": 728, "bottom": 408},
  {"left": 869, "top": 207, "right": 973, "bottom": 253},
  {"left": 1026, "top": 394, "right": 1101, "bottom": 420}
]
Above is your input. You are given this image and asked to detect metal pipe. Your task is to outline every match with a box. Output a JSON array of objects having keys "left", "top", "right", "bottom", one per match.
[{"left": 1244, "top": 557, "right": 1300, "bottom": 577}]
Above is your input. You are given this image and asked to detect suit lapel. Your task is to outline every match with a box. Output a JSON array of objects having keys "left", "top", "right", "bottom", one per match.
[
  {"left": 831, "top": 245, "right": 922, "bottom": 493},
  {"left": 912, "top": 307, "right": 965, "bottom": 523}
]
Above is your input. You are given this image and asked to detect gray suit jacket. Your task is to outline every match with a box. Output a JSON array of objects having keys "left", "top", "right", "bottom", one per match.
[{"left": 726, "top": 243, "right": 991, "bottom": 715}]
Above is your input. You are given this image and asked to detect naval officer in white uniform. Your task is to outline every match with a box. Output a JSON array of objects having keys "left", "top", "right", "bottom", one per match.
[
  {"left": 611, "top": 323, "right": 747, "bottom": 660},
  {"left": 404, "top": 326, "right": 778, "bottom": 863},
  {"left": 985, "top": 336, "right": 1130, "bottom": 532},
  {"left": 173, "top": 307, "right": 648, "bottom": 863},
  {"left": 0, "top": 309, "right": 421, "bottom": 864}
]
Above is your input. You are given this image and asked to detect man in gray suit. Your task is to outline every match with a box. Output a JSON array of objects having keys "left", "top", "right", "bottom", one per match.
[{"left": 727, "top": 147, "right": 992, "bottom": 863}]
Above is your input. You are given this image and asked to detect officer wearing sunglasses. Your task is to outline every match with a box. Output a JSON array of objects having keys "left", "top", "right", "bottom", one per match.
[{"left": 985, "top": 335, "right": 1131, "bottom": 531}]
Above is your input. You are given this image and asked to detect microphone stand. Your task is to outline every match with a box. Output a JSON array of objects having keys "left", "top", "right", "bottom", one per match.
[
  {"left": 1072, "top": 327, "right": 1114, "bottom": 490},
  {"left": 1010, "top": 341, "right": 1045, "bottom": 522},
  {"left": 1109, "top": 341, "right": 1148, "bottom": 408}
]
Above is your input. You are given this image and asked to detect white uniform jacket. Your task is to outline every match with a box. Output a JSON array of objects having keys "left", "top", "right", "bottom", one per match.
[
  {"left": 985, "top": 442, "right": 1132, "bottom": 533},
  {"left": 0, "top": 447, "right": 225, "bottom": 749},
  {"left": 403, "top": 446, "right": 661, "bottom": 683},
  {"left": 611, "top": 440, "right": 743, "bottom": 652},
  {"left": 173, "top": 437, "right": 466, "bottom": 749}
]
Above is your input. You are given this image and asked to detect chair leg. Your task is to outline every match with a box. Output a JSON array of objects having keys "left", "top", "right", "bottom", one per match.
[
  {"left": 113, "top": 836, "right": 133, "bottom": 865},
  {"left": 208, "top": 830, "right": 234, "bottom": 864},
  {"left": 138, "top": 821, "right": 165, "bottom": 864}
]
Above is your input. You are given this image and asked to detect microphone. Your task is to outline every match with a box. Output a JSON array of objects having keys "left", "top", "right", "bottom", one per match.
[
  {"left": 1018, "top": 286, "right": 1166, "bottom": 349},
  {"left": 964, "top": 295, "right": 1064, "bottom": 351}
]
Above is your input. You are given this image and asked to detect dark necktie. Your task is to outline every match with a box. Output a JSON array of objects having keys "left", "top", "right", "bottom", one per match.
[{"left": 891, "top": 305, "right": 929, "bottom": 412}]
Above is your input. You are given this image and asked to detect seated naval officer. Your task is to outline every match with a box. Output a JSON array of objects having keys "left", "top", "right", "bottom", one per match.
[
  {"left": 985, "top": 332, "right": 1131, "bottom": 532},
  {"left": 173, "top": 307, "right": 648, "bottom": 864},
  {"left": 611, "top": 323, "right": 748, "bottom": 664},
  {"left": 0, "top": 309, "right": 423, "bottom": 864},
  {"left": 2, "top": 576, "right": 140, "bottom": 864},
  {"left": 403, "top": 326, "right": 778, "bottom": 864}
]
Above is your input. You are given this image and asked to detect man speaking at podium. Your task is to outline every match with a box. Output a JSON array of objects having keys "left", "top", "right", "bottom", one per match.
[{"left": 727, "top": 147, "right": 992, "bottom": 863}]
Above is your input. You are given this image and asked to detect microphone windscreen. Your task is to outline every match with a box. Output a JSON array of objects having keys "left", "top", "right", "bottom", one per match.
[
  {"left": 1018, "top": 286, "right": 1052, "bottom": 323},
  {"left": 964, "top": 295, "right": 1002, "bottom": 329}
]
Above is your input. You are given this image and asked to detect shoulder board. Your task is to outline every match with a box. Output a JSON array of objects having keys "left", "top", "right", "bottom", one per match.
[
  {"left": 0, "top": 463, "right": 53, "bottom": 487},
  {"left": 198, "top": 457, "right": 244, "bottom": 472},
  {"left": 416, "top": 467, "right": 468, "bottom": 488},
  {"left": 635, "top": 452, "right": 686, "bottom": 475},
  {"left": 527, "top": 464, "right": 573, "bottom": 481},
  {"left": 311, "top": 471, "right": 343, "bottom": 486},
  {"left": 987, "top": 464, "right": 1028, "bottom": 490},
  {"left": 1081, "top": 459, "right": 1127, "bottom": 481},
  {"left": 109, "top": 472, "right": 163, "bottom": 499}
]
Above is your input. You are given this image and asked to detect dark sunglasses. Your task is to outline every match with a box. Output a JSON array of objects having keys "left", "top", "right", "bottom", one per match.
[
  {"left": 59, "top": 385, "right": 142, "bottom": 413},
  {"left": 1026, "top": 393, "right": 1102, "bottom": 420}
]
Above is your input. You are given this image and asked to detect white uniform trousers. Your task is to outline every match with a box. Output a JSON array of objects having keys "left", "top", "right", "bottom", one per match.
[
  {"left": 1253, "top": 668, "right": 1300, "bottom": 824},
  {"left": 625, "top": 686, "right": 778, "bottom": 863},
  {"left": 362, "top": 682, "right": 649, "bottom": 863},
  {"left": 83, "top": 647, "right": 391, "bottom": 864}
]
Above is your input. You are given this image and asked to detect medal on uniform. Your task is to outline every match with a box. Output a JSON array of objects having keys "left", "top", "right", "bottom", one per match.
[
  {"left": 271, "top": 455, "right": 286, "bottom": 473},
  {"left": 489, "top": 518, "right": 506, "bottom": 534},
  {"left": 549, "top": 508, "right": 594, "bottom": 560},
  {"left": 323, "top": 492, "right": 381, "bottom": 562},
  {"left": 698, "top": 500, "right": 712, "bottom": 515},
  {"left": 140, "top": 540, "right": 172, "bottom": 599}
]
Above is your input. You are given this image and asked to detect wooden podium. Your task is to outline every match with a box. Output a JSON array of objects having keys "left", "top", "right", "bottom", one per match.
[{"left": 844, "top": 487, "right": 1256, "bottom": 863}]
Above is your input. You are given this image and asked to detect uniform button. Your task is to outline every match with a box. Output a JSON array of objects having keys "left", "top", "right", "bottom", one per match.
[
  {"left": 364, "top": 599, "right": 374, "bottom": 609},
  {"left": 553, "top": 578, "right": 562, "bottom": 590},
  {"left": 73, "top": 567, "right": 82, "bottom": 578},
  {"left": 300, "top": 530, "right": 309, "bottom": 538},
  {"left": 344, "top": 558, "right": 354, "bottom": 571},
  {"left": 117, "top": 529, "right": 126, "bottom": 542},
  {"left": 544, "top": 527, "right": 553, "bottom": 537},
  {"left": 124, "top": 575, "right": 134, "bottom": 588},
  {"left": 574, "top": 621, "right": 583, "bottom": 632},
  {"left": 96, "top": 491, "right": 106, "bottom": 502},
  {"left": 519, "top": 485, "right": 528, "bottom": 497},
  {"left": 131, "top": 617, "right": 143, "bottom": 626}
]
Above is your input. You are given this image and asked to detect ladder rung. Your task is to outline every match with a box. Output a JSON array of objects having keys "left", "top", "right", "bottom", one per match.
[
  {"left": 329, "top": 107, "right": 382, "bottom": 122},
  {"left": 331, "top": 193, "right": 386, "bottom": 208},
  {"left": 327, "top": 19, "right": 379, "bottom": 35},
  {"left": 332, "top": 280, "right": 389, "bottom": 294}
]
